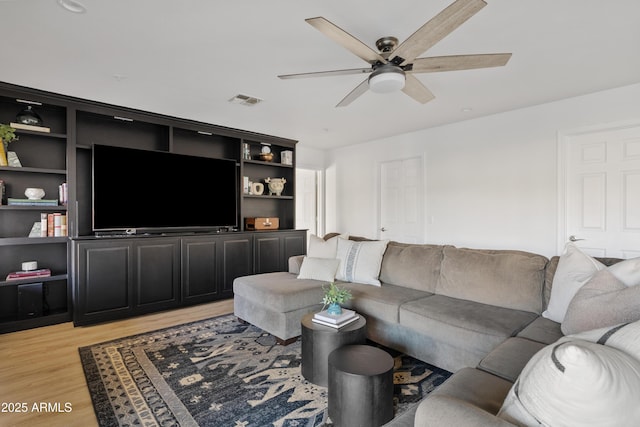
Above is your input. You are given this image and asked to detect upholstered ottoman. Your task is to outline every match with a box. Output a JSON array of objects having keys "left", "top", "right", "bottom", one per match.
[{"left": 233, "top": 272, "right": 325, "bottom": 342}]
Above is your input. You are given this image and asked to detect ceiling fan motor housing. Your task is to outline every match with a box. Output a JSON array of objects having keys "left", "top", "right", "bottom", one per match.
[{"left": 368, "top": 63, "right": 406, "bottom": 93}]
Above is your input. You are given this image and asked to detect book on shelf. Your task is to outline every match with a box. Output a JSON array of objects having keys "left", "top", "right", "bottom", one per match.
[
  {"left": 6, "top": 268, "right": 51, "bottom": 281},
  {"left": 7, "top": 198, "right": 59, "bottom": 206},
  {"left": 314, "top": 308, "right": 357, "bottom": 324},
  {"left": 29, "top": 212, "right": 68, "bottom": 237},
  {"left": 10, "top": 122, "right": 51, "bottom": 133},
  {"left": 311, "top": 314, "right": 360, "bottom": 329}
]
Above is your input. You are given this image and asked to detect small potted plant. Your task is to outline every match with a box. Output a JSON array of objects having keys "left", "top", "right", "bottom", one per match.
[
  {"left": 0, "top": 124, "right": 18, "bottom": 166},
  {"left": 0, "top": 124, "right": 18, "bottom": 147},
  {"left": 322, "top": 282, "right": 352, "bottom": 315}
]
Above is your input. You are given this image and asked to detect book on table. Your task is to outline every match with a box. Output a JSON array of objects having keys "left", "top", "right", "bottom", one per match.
[
  {"left": 312, "top": 314, "right": 360, "bottom": 329},
  {"left": 312, "top": 308, "right": 359, "bottom": 329},
  {"left": 314, "top": 308, "right": 357, "bottom": 324}
]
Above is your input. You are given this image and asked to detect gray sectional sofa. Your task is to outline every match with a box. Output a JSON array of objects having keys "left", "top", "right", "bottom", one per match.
[{"left": 233, "top": 237, "right": 629, "bottom": 426}]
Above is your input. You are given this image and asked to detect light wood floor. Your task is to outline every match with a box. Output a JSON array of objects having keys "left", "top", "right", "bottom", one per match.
[{"left": 0, "top": 299, "right": 234, "bottom": 427}]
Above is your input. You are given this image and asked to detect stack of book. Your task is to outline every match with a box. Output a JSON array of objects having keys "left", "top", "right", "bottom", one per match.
[
  {"left": 6, "top": 268, "right": 51, "bottom": 281},
  {"left": 7, "top": 198, "right": 59, "bottom": 206},
  {"left": 312, "top": 308, "right": 359, "bottom": 329}
]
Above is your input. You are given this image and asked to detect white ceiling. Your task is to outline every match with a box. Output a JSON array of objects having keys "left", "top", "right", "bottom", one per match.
[{"left": 2, "top": 0, "right": 639, "bottom": 150}]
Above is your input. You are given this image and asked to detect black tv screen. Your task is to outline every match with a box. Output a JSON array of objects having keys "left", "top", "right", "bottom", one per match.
[{"left": 92, "top": 144, "right": 238, "bottom": 233}]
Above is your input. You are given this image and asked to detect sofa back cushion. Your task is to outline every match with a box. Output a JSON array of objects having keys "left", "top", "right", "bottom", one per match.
[
  {"left": 379, "top": 242, "right": 447, "bottom": 292},
  {"left": 437, "top": 247, "right": 548, "bottom": 313}
]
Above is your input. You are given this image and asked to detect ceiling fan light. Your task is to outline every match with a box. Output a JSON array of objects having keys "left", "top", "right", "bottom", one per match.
[{"left": 368, "top": 68, "right": 406, "bottom": 93}]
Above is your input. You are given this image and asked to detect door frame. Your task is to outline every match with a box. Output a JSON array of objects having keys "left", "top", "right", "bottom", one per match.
[{"left": 556, "top": 119, "right": 640, "bottom": 254}]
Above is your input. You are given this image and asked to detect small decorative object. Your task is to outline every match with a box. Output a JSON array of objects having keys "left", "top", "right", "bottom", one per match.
[
  {"left": 258, "top": 145, "right": 274, "bottom": 162},
  {"left": 265, "top": 177, "right": 286, "bottom": 196},
  {"left": 281, "top": 150, "right": 293, "bottom": 165},
  {"left": 322, "top": 282, "right": 352, "bottom": 316},
  {"left": 7, "top": 151, "right": 22, "bottom": 167},
  {"left": 243, "top": 143, "right": 251, "bottom": 160},
  {"left": 16, "top": 105, "right": 43, "bottom": 126},
  {"left": 243, "top": 176, "right": 250, "bottom": 194},
  {"left": 251, "top": 182, "right": 264, "bottom": 195},
  {"left": 25, "top": 187, "right": 45, "bottom": 200}
]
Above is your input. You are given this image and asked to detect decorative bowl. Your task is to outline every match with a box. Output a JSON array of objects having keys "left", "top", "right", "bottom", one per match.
[
  {"left": 259, "top": 152, "right": 274, "bottom": 162},
  {"left": 25, "top": 187, "right": 45, "bottom": 200}
]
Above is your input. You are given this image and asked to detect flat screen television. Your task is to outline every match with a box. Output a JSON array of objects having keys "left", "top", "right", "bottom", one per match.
[{"left": 92, "top": 144, "right": 238, "bottom": 234}]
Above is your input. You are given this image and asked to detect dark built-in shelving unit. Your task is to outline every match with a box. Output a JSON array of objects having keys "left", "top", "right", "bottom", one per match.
[{"left": 0, "top": 81, "right": 305, "bottom": 332}]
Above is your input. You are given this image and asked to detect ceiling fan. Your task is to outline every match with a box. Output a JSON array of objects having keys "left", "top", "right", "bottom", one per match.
[{"left": 278, "top": 0, "right": 511, "bottom": 107}]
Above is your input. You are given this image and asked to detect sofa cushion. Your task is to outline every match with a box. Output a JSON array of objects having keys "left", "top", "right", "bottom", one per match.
[
  {"left": 233, "top": 272, "right": 324, "bottom": 312},
  {"left": 416, "top": 367, "right": 514, "bottom": 426},
  {"left": 296, "top": 257, "right": 340, "bottom": 282},
  {"left": 400, "top": 295, "right": 538, "bottom": 363},
  {"left": 562, "top": 269, "right": 640, "bottom": 335},
  {"left": 378, "top": 242, "right": 446, "bottom": 293},
  {"left": 342, "top": 282, "right": 432, "bottom": 324},
  {"left": 437, "top": 247, "right": 547, "bottom": 313},
  {"left": 497, "top": 339, "right": 640, "bottom": 427},
  {"left": 516, "top": 316, "right": 563, "bottom": 345},
  {"left": 335, "top": 238, "right": 389, "bottom": 286},
  {"left": 477, "top": 337, "right": 546, "bottom": 383}
]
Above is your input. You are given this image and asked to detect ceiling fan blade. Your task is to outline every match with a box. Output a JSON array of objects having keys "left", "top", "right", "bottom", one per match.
[
  {"left": 410, "top": 53, "right": 512, "bottom": 73},
  {"left": 390, "top": 0, "right": 487, "bottom": 66},
  {"left": 306, "top": 17, "right": 386, "bottom": 65},
  {"left": 402, "top": 74, "right": 435, "bottom": 104},
  {"left": 278, "top": 68, "right": 372, "bottom": 79},
  {"left": 336, "top": 79, "right": 370, "bottom": 107}
]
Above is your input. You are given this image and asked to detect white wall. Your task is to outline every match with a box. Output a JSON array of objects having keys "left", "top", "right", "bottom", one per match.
[{"left": 325, "top": 83, "right": 640, "bottom": 257}]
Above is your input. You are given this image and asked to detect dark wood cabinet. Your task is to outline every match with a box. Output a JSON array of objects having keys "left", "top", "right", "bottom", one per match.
[
  {"left": 0, "top": 81, "right": 303, "bottom": 332},
  {"left": 74, "top": 230, "right": 306, "bottom": 326}
]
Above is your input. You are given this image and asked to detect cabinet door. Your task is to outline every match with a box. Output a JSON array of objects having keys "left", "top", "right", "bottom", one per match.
[
  {"left": 74, "top": 241, "right": 133, "bottom": 325},
  {"left": 254, "top": 230, "right": 307, "bottom": 273},
  {"left": 254, "top": 234, "right": 282, "bottom": 274},
  {"left": 182, "top": 237, "right": 218, "bottom": 302},
  {"left": 218, "top": 235, "right": 253, "bottom": 296},
  {"left": 134, "top": 239, "right": 180, "bottom": 311}
]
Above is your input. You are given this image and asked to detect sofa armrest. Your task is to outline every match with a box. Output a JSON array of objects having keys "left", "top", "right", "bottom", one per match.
[
  {"left": 415, "top": 395, "right": 515, "bottom": 427},
  {"left": 288, "top": 255, "right": 305, "bottom": 274}
]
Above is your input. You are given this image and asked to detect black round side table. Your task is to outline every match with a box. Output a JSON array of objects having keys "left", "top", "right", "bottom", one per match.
[
  {"left": 328, "top": 344, "right": 394, "bottom": 427},
  {"left": 300, "top": 312, "right": 366, "bottom": 387}
]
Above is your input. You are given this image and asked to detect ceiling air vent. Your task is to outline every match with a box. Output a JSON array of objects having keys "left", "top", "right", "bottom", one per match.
[{"left": 229, "top": 94, "right": 263, "bottom": 106}]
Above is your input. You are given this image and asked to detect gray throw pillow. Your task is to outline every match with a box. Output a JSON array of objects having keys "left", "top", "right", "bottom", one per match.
[{"left": 561, "top": 269, "right": 640, "bottom": 335}]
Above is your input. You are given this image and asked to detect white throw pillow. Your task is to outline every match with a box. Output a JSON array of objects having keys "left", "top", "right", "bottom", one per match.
[
  {"left": 307, "top": 233, "right": 348, "bottom": 259},
  {"left": 565, "top": 319, "right": 640, "bottom": 362},
  {"left": 543, "top": 243, "right": 604, "bottom": 322},
  {"left": 608, "top": 256, "right": 640, "bottom": 286},
  {"left": 335, "top": 239, "right": 389, "bottom": 286},
  {"left": 297, "top": 257, "right": 340, "bottom": 282},
  {"left": 498, "top": 339, "right": 640, "bottom": 427}
]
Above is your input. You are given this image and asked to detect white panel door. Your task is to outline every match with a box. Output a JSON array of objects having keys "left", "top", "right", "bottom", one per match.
[
  {"left": 295, "top": 168, "right": 318, "bottom": 237},
  {"left": 562, "top": 123, "right": 640, "bottom": 258},
  {"left": 378, "top": 157, "right": 423, "bottom": 243}
]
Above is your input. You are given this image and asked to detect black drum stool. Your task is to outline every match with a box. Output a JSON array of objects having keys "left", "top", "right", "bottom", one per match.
[{"left": 328, "top": 344, "right": 394, "bottom": 427}]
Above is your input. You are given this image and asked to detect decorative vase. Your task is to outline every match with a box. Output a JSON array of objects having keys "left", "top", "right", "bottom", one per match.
[
  {"left": 264, "top": 177, "right": 286, "bottom": 196},
  {"left": 327, "top": 302, "right": 342, "bottom": 316}
]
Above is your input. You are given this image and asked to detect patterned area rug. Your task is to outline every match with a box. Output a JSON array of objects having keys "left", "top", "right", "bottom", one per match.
[{"left": 79, "top": 314, "right": 451, "bottom": 427}]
